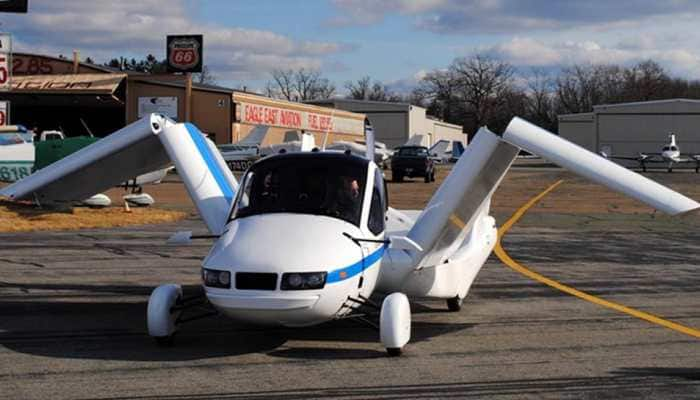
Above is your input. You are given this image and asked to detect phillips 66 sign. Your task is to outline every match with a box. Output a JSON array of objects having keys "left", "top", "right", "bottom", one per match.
[{"left": 166, "top": 35, "right": 203, "bottom": 73}]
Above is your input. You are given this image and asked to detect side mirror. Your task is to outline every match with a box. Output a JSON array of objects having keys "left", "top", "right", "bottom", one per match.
[{"left": 389, "top": 235, "right": 423, "bottom": 252}]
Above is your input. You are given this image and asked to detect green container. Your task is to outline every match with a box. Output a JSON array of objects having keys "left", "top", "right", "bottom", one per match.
[{"left": 34, "top": 136, "right": 99, "bottom": 171}]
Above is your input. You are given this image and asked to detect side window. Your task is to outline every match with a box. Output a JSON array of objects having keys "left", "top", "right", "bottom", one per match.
[
  {"left": 368, "top": 169, "right": 386, "bottom": 235},
  {"left": 368, "top": 188, "right": 384, "bottom": 235}
]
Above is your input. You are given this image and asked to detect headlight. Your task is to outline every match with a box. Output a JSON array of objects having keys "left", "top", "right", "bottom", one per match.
[
  {"left": 281, "top": 272, "right": 327, "bottom": 290},
  {"left": 202, "top": 268, "right": 231, "bottom": 289}
]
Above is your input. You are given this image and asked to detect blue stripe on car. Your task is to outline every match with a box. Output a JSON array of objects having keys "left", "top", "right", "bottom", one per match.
[
  {"left": 327, "top": 244, "right": 386, "bottom": 283},
  {"left": 184, "top": 123, "right": 235, "bottom": 204}
]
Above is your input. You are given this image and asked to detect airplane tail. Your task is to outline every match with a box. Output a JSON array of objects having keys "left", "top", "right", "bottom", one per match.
[
  {"left": 451, "top": 141, "right": 465, "bottom": 159},
  {"left": 300, "top": 132, "right": 316, "bottom": 152},
  {"left": 404, "top": 118, "right": 699, "bottom": 269},
  {"left": 0, "top": 115, "right": 238, "bottom": 235}
]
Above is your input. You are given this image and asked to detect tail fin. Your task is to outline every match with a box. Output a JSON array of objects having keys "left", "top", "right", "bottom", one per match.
[
  {"left": 406, "top": 128, "right": 519, "bottom": 267},
  {"left": 451, "top": 141, "right": 465, "bottom": 159},
  {"left": 300, "top": 132, "right": 316, "bottom": 152}
]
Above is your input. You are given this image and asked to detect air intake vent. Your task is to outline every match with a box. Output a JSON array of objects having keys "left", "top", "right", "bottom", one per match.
[{"left": 235, "top": 273, "right": 277, "bottom": 290}]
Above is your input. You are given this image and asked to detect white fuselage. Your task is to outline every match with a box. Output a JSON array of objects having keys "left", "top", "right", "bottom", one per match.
[
  {"left": 202, "top": 213, "right": 383, "bottom": 326},
  {"left": 0, "top": 133, "right": 35, "bottom": 182}
]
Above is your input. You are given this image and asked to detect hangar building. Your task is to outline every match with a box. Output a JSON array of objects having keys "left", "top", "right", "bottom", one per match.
[
  {"left": 1, "top": 52, "right": 365, "bottom": 145},
  {"left": 559, "top": 99, "right": 700, "bottom": 166},
  {"left": 307, "top": 99, "right": 465, "bottom": 149}
]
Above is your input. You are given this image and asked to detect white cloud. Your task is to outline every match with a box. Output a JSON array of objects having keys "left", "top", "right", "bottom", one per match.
[
  {"left": 4, "top": 0, "right": 348, "bottom": 82},
  {"left": 479, "top": 36, "right": 700, "bottom": 78}
]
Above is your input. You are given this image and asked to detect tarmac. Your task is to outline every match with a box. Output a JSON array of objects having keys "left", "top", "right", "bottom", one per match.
[{"left": 1, "top": 168, "right": 699, "bottom": 399}]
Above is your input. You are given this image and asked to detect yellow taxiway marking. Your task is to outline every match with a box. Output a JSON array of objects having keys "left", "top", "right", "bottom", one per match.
[{"left": 494, "top": 179, "right": 700, "bottom": 339}]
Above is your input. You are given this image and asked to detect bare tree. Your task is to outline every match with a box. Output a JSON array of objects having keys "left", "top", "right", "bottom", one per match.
[
  {"left": 345, "top": 76, "right": 372, "bottom": 100},
  {"left": 451, "top": 54, "right": 515, "bottom": 133},
  {"left": 623, "top": 60, "right": 670, "bottom": 101},
  {"left": 414, "top": 69, "right": 461, "bottom": 123},
  {"left": 523, "top": 68, "right": 558, "bottom": 131},
  {"left": 266, "top": 68, "right": 335, "bottom": 101},
  {"left": 345, "top": 76, "right": 402, "bottom": 101},
  {"left": 194, "top": 65, "right": 217, "bottom": 85}
]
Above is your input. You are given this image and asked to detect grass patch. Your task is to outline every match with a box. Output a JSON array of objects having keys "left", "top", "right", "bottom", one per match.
[{"left": 0, "top": 200, "right": 187, "bottom": 232}]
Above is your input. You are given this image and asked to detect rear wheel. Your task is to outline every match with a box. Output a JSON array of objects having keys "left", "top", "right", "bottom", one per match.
[
  {"left": 446, "top": 296, "right": 463, "bottom": 312},
  {"left": 393, "top": 170, "right": 403, "bottom": 182},
  {"left": 424, "top": 172, "right": 430, "bottom": 183}
]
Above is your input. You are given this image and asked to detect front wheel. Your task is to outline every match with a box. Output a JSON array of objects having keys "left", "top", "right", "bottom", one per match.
[
  {"left": 446, "top": 296, "right": 463, "bottom": 312},
  {"left": 147, "top": 284, "right": 183, "bottom": 344},
  {"left": 380, "top": 293, "right": 411, "bottom": 356},
  {"left": 392, "top": 171, "right": 403, "bottom": 182}
]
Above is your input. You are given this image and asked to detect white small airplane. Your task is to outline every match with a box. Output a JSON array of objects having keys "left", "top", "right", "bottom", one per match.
[
  {"left": 1, "top": 114, "right": 697, "bottom": 356},
  {"left": 218, "top": 127, "right": 319, "bottom": 172},
  {"left": 0, "top": 126, "right": 34, "bottom": 183},
  {"left": 602, "top": 133, "right": 700, "bottom": 173}
]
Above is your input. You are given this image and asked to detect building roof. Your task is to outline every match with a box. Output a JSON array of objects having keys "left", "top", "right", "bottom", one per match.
[
  {"left": 594, "top": 98, "right": 700, "bottom": 109},
  {"left": 11, "top": 73, "right": 127, "bottom": 95},
  {"left": 130, "top": 77, "right": 235, "bottom": 95},
  {"left": 594, "top": 98, "right": 700, "bottom": 114},
  {"left": 306, "top": 98, "right": 413, "bottom": 112}
]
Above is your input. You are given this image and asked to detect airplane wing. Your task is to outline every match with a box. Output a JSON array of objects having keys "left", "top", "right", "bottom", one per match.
[
  {"left": 393, "top": 118, "right": 699, "bottom": 269},
  {"left": 607, "top": 155, "right": 642, "bottom": 161},
  {"left": 237, "top": 125, "right": 269, "bottom": 146},
  {"left": 0, "top": 114, "right": 238, "bottom": 235}
]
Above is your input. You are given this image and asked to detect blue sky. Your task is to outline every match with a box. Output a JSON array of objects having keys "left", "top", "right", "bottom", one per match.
[{"left": 3, "top": 1, "right": 700, "bottom": 93}]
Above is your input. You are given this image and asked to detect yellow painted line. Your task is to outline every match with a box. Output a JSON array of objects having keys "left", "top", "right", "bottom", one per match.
[
  {"left": 494, "top": 179, "right": 700, "bottom": 339},
  {"left": 449, "top": 213, "right": 466, "bottom": 229}
]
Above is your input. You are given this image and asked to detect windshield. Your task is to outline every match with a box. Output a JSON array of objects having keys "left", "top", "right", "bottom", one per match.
[
  {"left": 0, "top": 133, "right": 32, "bottom": 146},
  {"left": 398, "top": 147, "right": 428, "bottom": 156},
  {"left": 231, "top": 156, "right": 368, "bottom": 226}
]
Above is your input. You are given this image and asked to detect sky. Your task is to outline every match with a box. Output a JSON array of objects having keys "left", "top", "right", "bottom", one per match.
[{"left": 3, "top": 0, "right": 700, "bottom": 94}]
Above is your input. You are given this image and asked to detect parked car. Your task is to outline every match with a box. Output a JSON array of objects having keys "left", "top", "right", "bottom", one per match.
[{"left": 390, "top": 145, "right": 435, "bottom": 183}]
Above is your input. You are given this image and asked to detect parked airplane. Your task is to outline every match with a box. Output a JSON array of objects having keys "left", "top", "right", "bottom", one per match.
[
  {"left": 1, "top": 114, "right": 697, "bottom": 356},
  {"left": 326, "top": 139, "right": 392, "bottom": 167},
  {"left": 428, "top": 140, "right": 465, "bottom": 163},
  {"left": 217, "top": 125, "right": 269, "bottom": 172},
  {"left": 0, "top": 126, "right": 34, "bottom": 183},
  {"left": 602, "top": 133, "right": 700, "bottom": 172}
]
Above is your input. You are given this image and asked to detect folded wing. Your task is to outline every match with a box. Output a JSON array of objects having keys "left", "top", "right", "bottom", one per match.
[{"left": 0, "top": 114, "right": 238, "bottom": 234}]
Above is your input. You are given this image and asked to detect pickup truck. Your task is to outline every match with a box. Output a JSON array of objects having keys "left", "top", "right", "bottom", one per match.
[{"left": 390, "top": 145, "right": 435, "bottom": 183}]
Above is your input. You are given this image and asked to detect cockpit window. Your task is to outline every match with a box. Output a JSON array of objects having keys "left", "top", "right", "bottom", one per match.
[
  {"left": 231, "top": 157, "right": 367, "bottom": 226},
  {"left": 398, "top": 147, "right": 428, "bottom": 156},
  {"left": 663, "top": 146, "right": 670, "bottom": 151},
  {"left": 671, "top": 146, "right": 678, "bottom": 151}
]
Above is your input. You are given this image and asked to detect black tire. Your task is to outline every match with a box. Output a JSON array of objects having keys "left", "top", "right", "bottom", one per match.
[
  {"left": 424, "top": 173, "right": 430, "bottom": 183},
  {"left": 386, "top": 347, "right": 402, "bottom": 357},
  {"left": 446, "top": 296, "right": 463, "bottom": 312},
  {"left": 431, "top": 170, "right": 436, "bottom": 182},
  {"left": 393, "top": 171, "right": 403, "bottom": 182}
]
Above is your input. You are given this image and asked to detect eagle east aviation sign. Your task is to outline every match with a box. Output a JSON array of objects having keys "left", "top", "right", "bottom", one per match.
[{"left": 166, "top": 35, "right": 203, "bottom": 73}]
